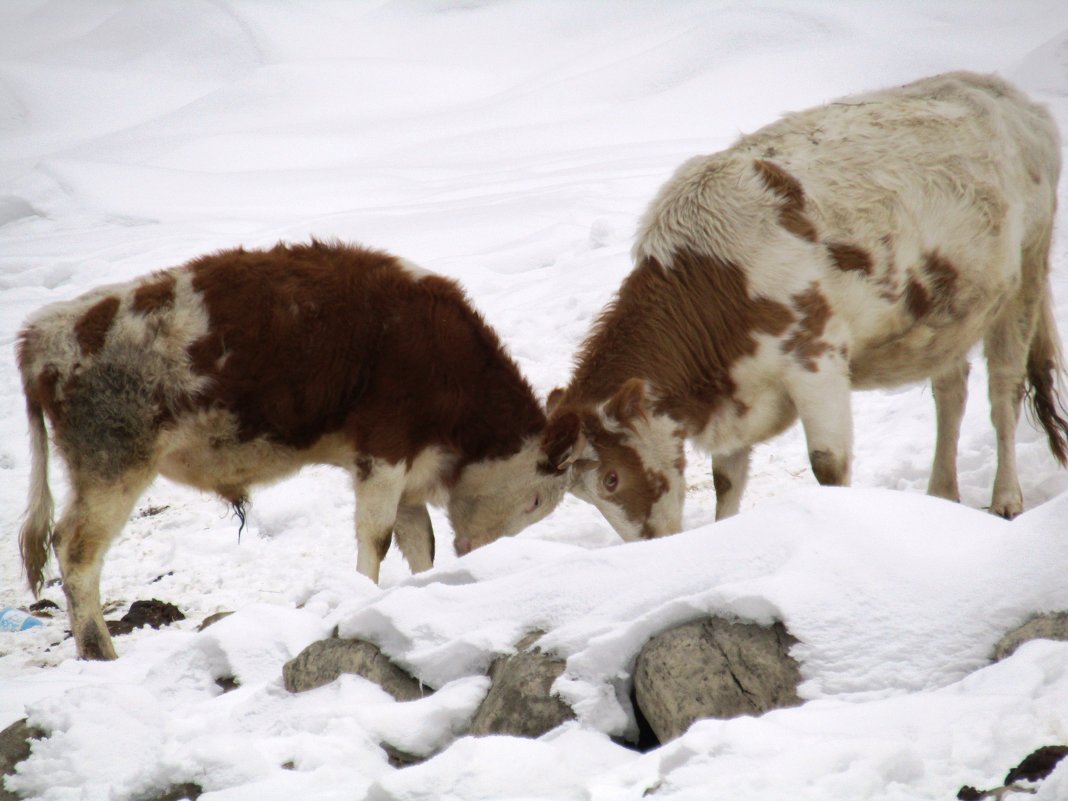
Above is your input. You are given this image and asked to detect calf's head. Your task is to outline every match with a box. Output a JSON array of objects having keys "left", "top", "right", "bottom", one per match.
[
  {"left": 447, "top": 434, "right": 576, "bottom": 555},
  {"left": 545, "top": 379, "right": 686, "bottom": 540}
]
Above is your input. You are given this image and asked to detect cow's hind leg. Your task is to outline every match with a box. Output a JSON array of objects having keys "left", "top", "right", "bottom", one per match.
[
  {"left": 984, "top": 230, "right": 1054, "bottom": 519},
  {"left": 394, "top": 503, "right": 434, "bottom": 574},
  {"left": 986, "top": 359, "right": 1028, "bottom": 519},
  {"left": 56, "top": 469, "right": 155, "bottom": 660},
  {"left": 928, "top": 358, "right": 969, "bottom": 502},
  {"left": 712, "top": 448, "right": 751, "bottom": 520},
  {"left": 354, "top": 460, "right": 406, "bottom": 584}
]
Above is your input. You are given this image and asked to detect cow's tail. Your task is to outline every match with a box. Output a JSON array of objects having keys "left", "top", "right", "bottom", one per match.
[
  {"left": 19, "top": 394, "right": 54, "bottom": 596},
  {"left": 1026, "top": 291, "right": 1068, "bottom": 466}
]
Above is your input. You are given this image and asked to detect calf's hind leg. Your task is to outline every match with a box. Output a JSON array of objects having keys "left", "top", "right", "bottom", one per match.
[{"left": 56, "top": 469, "right": 155, "bottom": 660}]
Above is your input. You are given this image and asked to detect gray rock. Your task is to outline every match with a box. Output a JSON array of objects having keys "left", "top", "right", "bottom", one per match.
[
  {"left": 144, "top": 783, "right": 202, "bottom": 801},
  {"left": 634, "top": 618, "right": 802, "bottom": 743},
  {"left": 993, "top": 612, "right": 1068, "bottom": 661},
  {"left": 0, "top": 719, "right": 44, "bottom": 801},
  {"left": 283, "top": 637, "right": 430, "bottom": 701},
  {"left": 469, "top": 632, "right": 575, "bottom": 738}
]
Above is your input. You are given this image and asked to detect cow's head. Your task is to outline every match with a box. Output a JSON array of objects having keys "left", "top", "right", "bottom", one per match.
[
  {"left": 447, "top": 430, "right": 578, "bottom": 556},
  {"left": 545, "top": 379, "right": 686, "bottom": 540}
]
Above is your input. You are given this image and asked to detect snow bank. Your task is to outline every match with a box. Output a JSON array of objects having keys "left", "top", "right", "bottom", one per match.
[{"left": 3, "top": 1, "right": 1068, "bottom": 799}]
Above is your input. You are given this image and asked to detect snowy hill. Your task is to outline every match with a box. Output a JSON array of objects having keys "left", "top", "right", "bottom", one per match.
[{"left": 2, "top": 2, "right": 1068, "bottom": 799}]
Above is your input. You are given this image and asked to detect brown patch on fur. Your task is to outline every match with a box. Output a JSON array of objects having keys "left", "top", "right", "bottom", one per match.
[
  {"left": 753, "top": 159, "right": 804, "bottom": 206},
  {"left": 754, "top": 160, "right": 818, "bottom": 242},
  {"left": 563, "top": 250, "right": 794, "bottom": 433},
  {"left": 903, "top": 251, "right": 961, "bottom": 322},
  {"left": 560, "top": 409, "right": 670, "bottom": 535},
  {"left": 186, "top": 241, "right": 545, "bottom": 468},
  {"left": 131, "top": 272, "right": 177, "bottom": 315},
  {"left": 75, "top": 296, "right": 120, "bottom": 356},
  {"left": 904, "top": 277, "right": 932, "bottom": 319},
  {"left": 546, "top": 387, "right": 565, "bottom": 414},
  {"left": 827, "top": 242, "right": 873, "bottom": 275},
  {"left": 779, "top": 207, "right": 819, "bottom": 243},
  {"left": 782, "top": 284, "right": 834, "bottom": 371},
  {"left": 26, "top": 360, "right": 62, "bottom": 423},
  {"left": 922, "top": 251, "right": 959, "bottom": 304}
]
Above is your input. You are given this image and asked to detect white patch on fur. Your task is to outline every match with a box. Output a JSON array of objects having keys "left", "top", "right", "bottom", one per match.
[
  {"left": 401, "top": 447, "right": 455, "bottom": 507},
  {"left": 447, "top": 436, "right": 572, "bottom": 552},
  {"left": 396, "top": 258, "right": 435, "bottom": 281}
]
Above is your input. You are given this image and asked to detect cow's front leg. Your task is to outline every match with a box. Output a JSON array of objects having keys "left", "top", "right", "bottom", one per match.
[
  {"left": 712, "top": 447, "right": 751, "bottom": 520},
  {"left": 928, "top": 358, "right": 969, "bottom": 502},
  {"left": 786, "top": 362, "right": 853, "bottom": 487},
  {"left": 394, "top": 503, "right": 434, "bottom": 574},
  {"left": 354, "top": 460, "right": 406, "bottom": 584}
]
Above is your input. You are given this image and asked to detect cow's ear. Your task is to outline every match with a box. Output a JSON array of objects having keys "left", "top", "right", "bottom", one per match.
[
  {"left": 606, "top": 378, "right": 647, "bottom": 425},
  {"left": 542, "top": 411, "right": 586, "bottom": 472},
  {"left": 546, "top": 387, "right": 566, "bottom": 415}
]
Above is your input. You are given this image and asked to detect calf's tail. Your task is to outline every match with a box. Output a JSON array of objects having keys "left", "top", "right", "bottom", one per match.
[
  {"left": 1026, "top": 292, "right": 1068, "bottom": 466},
  {"left": 19, "top": 396, "right": 55, "bottom": 596}
]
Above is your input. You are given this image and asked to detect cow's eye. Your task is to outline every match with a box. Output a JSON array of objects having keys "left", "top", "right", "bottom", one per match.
[
  {"left": 526, "top": 493, "right": 541, "bottom": 514},
  {"left": 603, "top": 470, "right": 619, "bottom": 492}
]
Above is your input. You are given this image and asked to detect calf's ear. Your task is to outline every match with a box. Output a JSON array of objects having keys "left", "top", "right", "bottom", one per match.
[
  {"left": 542, "top": 411, "right": 586, "bottom": 471},
  {"left": 546, "top": 387, "right": 566, "bottom": 414},
  {"left": 606, "top": 378, "right": 647, "bottom": 426}
]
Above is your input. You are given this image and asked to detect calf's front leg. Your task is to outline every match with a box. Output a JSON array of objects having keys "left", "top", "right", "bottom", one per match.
[{"left": 354, "top": 460, "right": 406, "bottom": 584}]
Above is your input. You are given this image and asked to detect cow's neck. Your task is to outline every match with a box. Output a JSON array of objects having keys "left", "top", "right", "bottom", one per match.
[
  {"left": 453, "top": 365, "right": 546, "bottom": 466},
  {"left": 565, "top": 249, "right": 793, "bottom": 434}
]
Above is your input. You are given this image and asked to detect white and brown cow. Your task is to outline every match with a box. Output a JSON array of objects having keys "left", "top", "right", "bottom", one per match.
[
  {"left": 18, "top": 240, "right": 574, "bottom": 659},
  {"left": 541, "top": 71, "right": 1068, "bottom": 540}
]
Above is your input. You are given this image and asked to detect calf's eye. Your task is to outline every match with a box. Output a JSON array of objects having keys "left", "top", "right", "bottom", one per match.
[
  {"left": 603, "top": 470, "right": 619, "bottom": 492},
  {"left": 526, "top": 493, "right": 541, "bottom": 514}
]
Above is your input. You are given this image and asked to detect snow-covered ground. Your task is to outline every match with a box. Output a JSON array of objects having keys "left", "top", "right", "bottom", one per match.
[{"left": 3, "top": 2, "right": 1068, "bottom": 799}]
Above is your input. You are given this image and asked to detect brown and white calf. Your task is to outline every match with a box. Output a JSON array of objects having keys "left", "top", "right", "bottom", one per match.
[
  {"left": 18, "top": 240, "right": 572, "bottom": 659},
  {"left": 542, "top": 71, "right": 1068, "bottom": 540}
]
